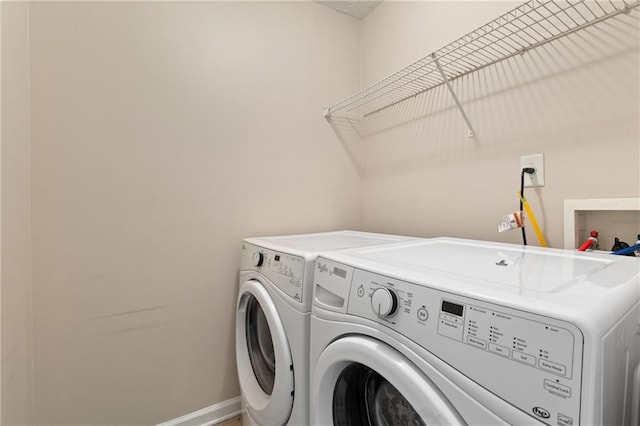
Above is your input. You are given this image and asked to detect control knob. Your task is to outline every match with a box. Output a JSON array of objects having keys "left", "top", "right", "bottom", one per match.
[
  {"left": 371, "top": 287, "right": 398, "bottom": 317},
  {"left": 252, "top": 252, "right": 264, "bottom": 267}
]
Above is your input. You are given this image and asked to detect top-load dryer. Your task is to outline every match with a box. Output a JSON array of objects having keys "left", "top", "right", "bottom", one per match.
[
  {"left": 236, "top": 230, "right": 414, "bottom": 426},
  {"left": 310, "top": 237, "right": 640, "bottom": 426}
]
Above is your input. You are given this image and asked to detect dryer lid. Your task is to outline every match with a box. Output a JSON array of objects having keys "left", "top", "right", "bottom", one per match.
[{"left": 245, "top": 230, "right": 413, "bottom": 254}]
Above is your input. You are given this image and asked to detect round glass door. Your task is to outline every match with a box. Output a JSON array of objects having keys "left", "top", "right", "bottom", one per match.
[
  {"left": 245, "top": 295, "right": 276, "bottom": 395},
  {"left": 312, "top": 335, "right": 464, "bottom": 426},
  {"left": 236, "top": 279, "right": 294, "bottom": 425},
  {"left": 333, "top": 363, "right": 426, "bottom": 426}
]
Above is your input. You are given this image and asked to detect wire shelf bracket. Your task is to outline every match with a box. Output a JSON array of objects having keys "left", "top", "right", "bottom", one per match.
[
  {"left": 432, "top": 52, "right": 475, "bottom": 138},
  {"left": 323, "top": 0, "right": 640, "bottom": 137}
]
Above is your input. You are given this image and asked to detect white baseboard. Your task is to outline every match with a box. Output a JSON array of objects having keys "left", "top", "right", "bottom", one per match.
[{"left": 156, "top": 396, "right": 242, "bottom": 426}]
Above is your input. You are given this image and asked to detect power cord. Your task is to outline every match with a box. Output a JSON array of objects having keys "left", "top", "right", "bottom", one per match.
[{"left": 520, "top": 167, "right": 536, "bottom": 245}]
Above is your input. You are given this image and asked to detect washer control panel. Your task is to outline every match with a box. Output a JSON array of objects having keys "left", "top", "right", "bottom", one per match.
[
  {"left": 437, "top": 300, "right": 575, "bottom": 379},
  {"left": 316, "top": 261, "right": 584, "bottom": 426},
  {"left": 241, "top": 243, "right": 305, "bottom": 302}
]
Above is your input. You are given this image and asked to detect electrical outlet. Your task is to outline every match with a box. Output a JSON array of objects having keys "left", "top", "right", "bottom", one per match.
[{"left": 520, "top": 153, "right": 545, "bottom": 187}]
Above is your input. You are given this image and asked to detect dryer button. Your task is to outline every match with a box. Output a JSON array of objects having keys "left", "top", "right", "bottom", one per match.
[{"left": 252, "top": 252, "right": 264, "bottom": 267}]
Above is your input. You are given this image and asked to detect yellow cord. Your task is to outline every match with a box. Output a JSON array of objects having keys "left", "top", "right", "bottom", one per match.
[{"left": 517, "top": 191, "right": 548, "bottom": 248}]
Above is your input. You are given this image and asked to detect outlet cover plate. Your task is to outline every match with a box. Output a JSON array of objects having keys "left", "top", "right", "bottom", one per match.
[{"left": 520, "top": 153, "right": 545, "bottom": 187}]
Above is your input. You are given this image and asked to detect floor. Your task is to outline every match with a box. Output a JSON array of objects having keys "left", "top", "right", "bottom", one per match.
[{"left": 217, "top": 416, "right": 242, "bottom": 426}]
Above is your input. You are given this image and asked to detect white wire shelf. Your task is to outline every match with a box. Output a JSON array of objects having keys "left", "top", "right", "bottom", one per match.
[{"left": 324, "top": 0, "right": 640, "bottom": 131}]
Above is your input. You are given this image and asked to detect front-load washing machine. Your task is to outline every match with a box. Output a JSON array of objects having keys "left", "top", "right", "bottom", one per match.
[
  {"left": 310, "top": 237, "right": 640, "bottom": 425},
  {"left": 236, "top": 230, "right": 414, "bottom": 425}
]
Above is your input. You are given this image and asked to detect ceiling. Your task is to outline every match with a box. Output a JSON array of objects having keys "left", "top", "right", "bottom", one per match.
[{"left": 315, "top": 1, "right": 383, "bottom": 20}]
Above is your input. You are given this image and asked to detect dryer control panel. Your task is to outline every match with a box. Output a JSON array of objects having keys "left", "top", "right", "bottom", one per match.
[
  {"left": 241, "top": 243, "right": 305, "bottom": 303},
  {"left": 314, "top": 258, "right": 583, "bottom": 426}
]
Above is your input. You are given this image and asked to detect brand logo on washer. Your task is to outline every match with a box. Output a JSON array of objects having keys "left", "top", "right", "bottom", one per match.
[{"left": 532, "top": 407, "right": 550, "bottom": 419}]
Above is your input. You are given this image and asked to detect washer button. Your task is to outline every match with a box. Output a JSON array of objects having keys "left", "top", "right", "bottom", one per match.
[
  {"left": 417, "top": 307, "right": 429, "bottom": 321},
  {"left": 544, "top": 379, "right": 572, "bottom": 398},
  {"left": 538, "top": 359, "right": 567, "bottom": 376},
  {"left": 557, "top": 413, "right": 573, "bottom": 426}
]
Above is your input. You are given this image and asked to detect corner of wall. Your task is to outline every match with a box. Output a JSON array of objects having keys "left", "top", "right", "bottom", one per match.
[
  {"left": 0, "top": 2, "right": 5, "bottom": 418},
  {"left": 0, "top": 1, "right": 35, "bottom": 424}
]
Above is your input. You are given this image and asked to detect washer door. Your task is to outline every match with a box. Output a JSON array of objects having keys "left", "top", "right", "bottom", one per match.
[
  {"left": 236, "top": 279, "right": 294, "bottom": 425},
  {"left": 312, "top": 336, "right": 465, "bottom": 426}
]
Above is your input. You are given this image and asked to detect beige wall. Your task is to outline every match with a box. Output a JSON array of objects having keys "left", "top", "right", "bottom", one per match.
[
  {"left": 8, "top": 1, "right": 639, "bottom": 424},
  {"left": 359, "top": 2, "right": 640, "bottom": 248},
  {"left": 28, "top": 2, "right": 360, "bottom": 424},
  {"left": 1, "top": 2, "right": 34, "bottom": 425}
]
